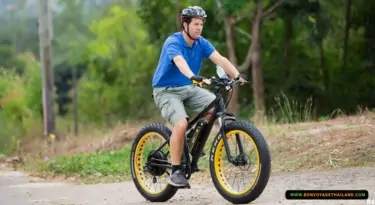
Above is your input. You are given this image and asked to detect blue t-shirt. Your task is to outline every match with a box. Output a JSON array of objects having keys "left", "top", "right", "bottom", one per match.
[{"left": 152, "top": 32, "right": 215, "bottom": 88}]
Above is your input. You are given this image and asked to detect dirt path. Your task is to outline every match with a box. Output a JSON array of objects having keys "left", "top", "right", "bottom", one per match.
[{"left": 1, "top": 166, "right": 374, "bottom": 205}]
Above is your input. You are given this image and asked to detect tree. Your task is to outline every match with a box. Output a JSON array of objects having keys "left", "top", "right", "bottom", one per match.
[{"left": 216, "top": 0, "right": 289, "bottom": 123}]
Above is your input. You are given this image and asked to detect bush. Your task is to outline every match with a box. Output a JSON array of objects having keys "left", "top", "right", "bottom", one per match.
[{"left": 0, "top": 53, "right": 44, "bottom": 154}]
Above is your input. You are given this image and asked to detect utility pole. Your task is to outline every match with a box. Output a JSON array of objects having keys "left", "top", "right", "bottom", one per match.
[{"left": 38, "top": 0, "right": 56, "bottom": 140}]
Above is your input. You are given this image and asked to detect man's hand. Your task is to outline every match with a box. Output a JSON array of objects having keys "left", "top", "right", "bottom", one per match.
[
  {"left": 190, "top": 75, "right": 211, "bottom": 87},
  {"left": 235, "top": 73, "right": 248, "bottom": 85}
]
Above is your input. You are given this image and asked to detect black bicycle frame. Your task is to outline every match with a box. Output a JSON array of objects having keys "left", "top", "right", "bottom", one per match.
[{"left": 149, "top": 85, "right": 242, "bottom": 172}]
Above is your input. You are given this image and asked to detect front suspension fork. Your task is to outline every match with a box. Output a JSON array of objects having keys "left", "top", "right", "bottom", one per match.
[{"left": 218, "top": 116, "right": 246, "bottom": 164}]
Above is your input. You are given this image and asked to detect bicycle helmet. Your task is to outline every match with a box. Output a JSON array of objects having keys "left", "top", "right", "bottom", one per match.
[
  {"left": 180, "top": 6, "right": 207, "bottom": 40},
  {"left": 181, "top": 6, "right": 207, "bottom": 21}
]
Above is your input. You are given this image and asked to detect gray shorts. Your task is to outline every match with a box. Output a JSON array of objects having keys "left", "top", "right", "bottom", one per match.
[{"left": 153, "top": 85, "right": 216, "bottom": 125}]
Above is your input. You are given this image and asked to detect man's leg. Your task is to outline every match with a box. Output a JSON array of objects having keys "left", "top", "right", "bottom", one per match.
[
  {"left": 170, "top": 118, "right": 187, "bottom": 173},
  {"left": 185, "top": 85, "right": 216, "bottom": 171},
  {"left": 185, "top": 85, "right": 216, "bottom": 122},
  {"left": 153, "top": 88, "right": 190, "bottom": 188}
]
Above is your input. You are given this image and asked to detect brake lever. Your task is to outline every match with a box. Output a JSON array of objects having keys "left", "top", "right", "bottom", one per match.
[{"left": 232, "top": 79, "right": 248, "bottom": 86}]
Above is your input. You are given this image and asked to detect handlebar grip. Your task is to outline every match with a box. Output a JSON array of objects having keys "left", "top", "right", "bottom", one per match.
[{"left": 192, "top": 80, "right": 204, "bottom": 87}]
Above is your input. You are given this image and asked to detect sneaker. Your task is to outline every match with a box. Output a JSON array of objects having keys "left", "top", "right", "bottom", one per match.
[{"left": 168, "top": 170, "right": 190, "bottom": 188}]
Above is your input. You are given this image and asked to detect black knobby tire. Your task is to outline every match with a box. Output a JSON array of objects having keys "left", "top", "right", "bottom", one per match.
[
  {"left": 130, "top": 123, "right": 178, "bottom": 202},
  {"left": 209, "top": 120, "right": 271, "bottom": 204}
]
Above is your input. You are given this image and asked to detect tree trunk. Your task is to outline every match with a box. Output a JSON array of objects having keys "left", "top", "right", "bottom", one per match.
[
  {"left": 216, "top": 0, "right": 257, "bottom": 116},
  {"left": 283, "top": 13, "right": 293, "bottom": 80},
  {"left": 315, "top": 2, "right": 329, "bottom": 91},
  {"left": 343, "top": 0, "right": 352, "bottom": 71},
  {"left": 251, "top": 1, "right": 266, "bottom": 123},
  {"left": 224, "top": 16, "right": 239, "bottom": 114},
  {"left": 319, "top": 39, "right": 328, "bottom": 91}
]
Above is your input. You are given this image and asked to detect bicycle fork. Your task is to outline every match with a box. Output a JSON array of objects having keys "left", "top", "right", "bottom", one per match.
[{"left": 217, "top": 117, "right": 247, "bottom": 165}]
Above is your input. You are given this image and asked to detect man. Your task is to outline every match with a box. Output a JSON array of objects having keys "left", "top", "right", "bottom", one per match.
[{"left": 152, "top": 6, "right": 247, "bottom": 188}]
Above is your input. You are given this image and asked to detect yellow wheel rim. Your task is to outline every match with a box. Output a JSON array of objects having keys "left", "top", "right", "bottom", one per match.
[
  {"left": 213, "top": 130, "right": 260, "bottom": 196},
  {"left": 133, "top": 132, "right": 169, "bottom": 194}
]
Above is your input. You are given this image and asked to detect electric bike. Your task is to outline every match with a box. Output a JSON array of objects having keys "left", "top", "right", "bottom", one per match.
[{"left": 130, "top": 66, "right": 271, "bottom": 204}]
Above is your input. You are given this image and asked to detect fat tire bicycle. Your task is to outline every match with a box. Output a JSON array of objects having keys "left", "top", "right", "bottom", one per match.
[{"left": 130, "top": 67, "right": 271, "bottom": 204}]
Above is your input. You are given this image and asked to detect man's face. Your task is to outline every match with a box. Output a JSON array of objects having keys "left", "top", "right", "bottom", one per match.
[{"left": 185, "top": 17, "right": 204, "bottom": 39}]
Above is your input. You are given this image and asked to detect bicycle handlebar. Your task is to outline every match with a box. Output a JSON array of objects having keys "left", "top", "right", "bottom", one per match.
[{"left": 193, "top": 76, "right": 244, "bottom": 91}]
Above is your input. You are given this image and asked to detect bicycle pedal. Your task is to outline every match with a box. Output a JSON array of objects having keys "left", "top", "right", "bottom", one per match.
[{"left": 191, "top": 164, "right": 201, "bottom": 173}]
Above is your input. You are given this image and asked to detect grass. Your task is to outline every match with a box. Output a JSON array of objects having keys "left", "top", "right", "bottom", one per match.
[
  {"left": 270, "top": 91, "right": 314, "bottom": 124},
  {"left": 24, "top": 144, "right": 132, "bottom": 184},
  {"left": 22, "top": 135, "right": 217, "bottom": 184},
  {"left": 259, "top": 111, "right": 375, "bottom": 172}
]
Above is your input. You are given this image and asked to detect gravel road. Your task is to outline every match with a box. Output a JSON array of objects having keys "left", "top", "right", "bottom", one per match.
[{"left": 1, "top": 167, "right": 374, "bottom": 205}]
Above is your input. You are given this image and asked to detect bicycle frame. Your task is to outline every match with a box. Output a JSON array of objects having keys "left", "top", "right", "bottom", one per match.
[
  {"left": 149, "top": 82, "right": 243, "bottom": 176},
  {"left": 184, "top": 90, "right": 234, "bottom": 169}
]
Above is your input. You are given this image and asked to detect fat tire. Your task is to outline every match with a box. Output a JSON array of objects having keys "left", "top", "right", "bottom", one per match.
[
  {"left": 130, "top": 123, "right": 178, "bottom": 202},
  {"left": 209, "top": 120, "right": 271, "bottom": 204}
]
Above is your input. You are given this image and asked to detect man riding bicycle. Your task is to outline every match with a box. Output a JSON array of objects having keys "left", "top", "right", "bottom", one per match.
[{"left": 152, "top": 5, "right": 247, "bottom": 188}]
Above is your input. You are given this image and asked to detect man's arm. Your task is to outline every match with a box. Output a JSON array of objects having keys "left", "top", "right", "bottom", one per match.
[
  {"left": 208, "top": 50, "right": 240, "bottom": 79},
  {"left": 166, "top": 41, "right": 195, "bottom": 79},
  {"left": 173, "top": 55, "right": 211, "bottom": 85},
  {"left": 172, "top": 55, "right": 195, "bottom": 79}
]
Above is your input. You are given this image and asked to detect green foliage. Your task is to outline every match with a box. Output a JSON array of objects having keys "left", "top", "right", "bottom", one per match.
[
  {"left": 0, "top": 42, "right": 25, "bottom": 73},
  {"left": 73, "top": 5, "right": 158, "bottom": 125},
  {"left": 40, "top": 146, "right": 131, "bottom": 182},
  {"left": 0, "top": 53, "right": 43, "bottom": 154},
  {"left": 138, "top": 0, "right": 179, "bottom": 43},
  {"left": 53, "top": 0, "right": 95, "bottom": 66},
  {"left": 221, "top": 0, "right": 251, "bottom": 15}
]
